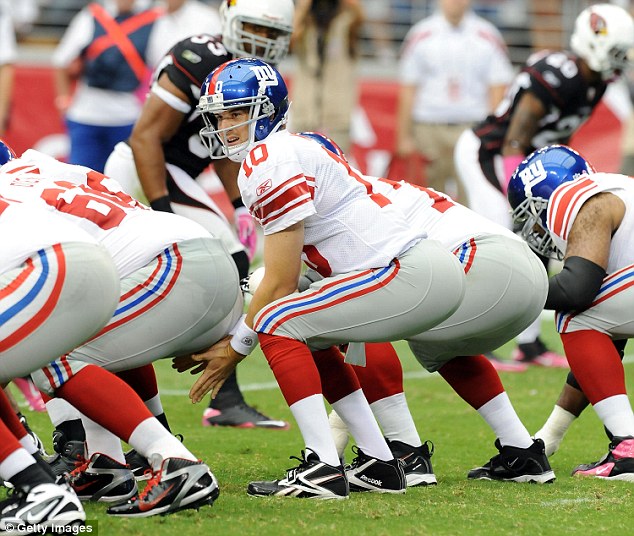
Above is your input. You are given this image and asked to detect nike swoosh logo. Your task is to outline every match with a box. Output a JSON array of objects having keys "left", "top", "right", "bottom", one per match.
[{"left": 138, "top": 483, "right": 175, "bottom": 512}]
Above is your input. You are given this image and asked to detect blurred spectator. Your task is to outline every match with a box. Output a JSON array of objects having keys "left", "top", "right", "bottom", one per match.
[
  {"left": 0, "top": 0, "right": 39, "bottom": 37},
  {"left": 396, "top": 0, "right": 514, "bottom": 204},
  {"left": 145, "top": 0, "right": 221, "bottom": 67},
  {"left": 53, "top": 0, "right": 164, "bottom": 171},
  {"left": 362, "top": 0, "right": 396, "bottom": 61},
  {"left": 0, "top": 3, "right": 16, "bottom": 137},
  {"left": 289, "top": 0, "right": 364, "bottom": 152}
]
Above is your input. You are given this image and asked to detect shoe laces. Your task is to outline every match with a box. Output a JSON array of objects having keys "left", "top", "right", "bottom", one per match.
[
  {"left": 69, "top": 456, "right": 89, "bottom": 477},
  {"left": 136, "top": 468, "right": 162, "bottom": 502},
  {"left": 285, "top": 451, "right": 312, "bottom": 480}
]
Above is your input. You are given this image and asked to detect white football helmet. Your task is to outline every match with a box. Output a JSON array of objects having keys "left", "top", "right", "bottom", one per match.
[
  {"left": 570, "top": 3, "right": 634, "bottom": 81},
  {"left": 220, "top": 0, "right": 294, "bottom": 64}
]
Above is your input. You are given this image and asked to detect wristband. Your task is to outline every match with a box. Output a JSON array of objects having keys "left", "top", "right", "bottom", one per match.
[
  {"left": 229, "top": 316, "right": 258, "bottom": 356},
  {"left": 232, "top": 197, "right": 245, "bottom": 209},
  {"left": 149, "top": 195, "right": 174, "bottom": 213}
]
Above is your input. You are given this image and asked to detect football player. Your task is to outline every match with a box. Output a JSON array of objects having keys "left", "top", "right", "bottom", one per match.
[
  {"left": 508, "top": 145, "right": 634, "bottom": 480},
  {"left": 454, "top": 3, "right": 634, "bottom": 368},
  {"left": 103, "top": 0, "right": 293, "bottom": 431},
  {"left": 0, "top": 147, "right": 240, "bottom": 516},
  {"left": 0, "top": 194, "right": 121, "bottom": 531},
  {"left": 177, "top": 58, "right": 555, "bottom": 499}
]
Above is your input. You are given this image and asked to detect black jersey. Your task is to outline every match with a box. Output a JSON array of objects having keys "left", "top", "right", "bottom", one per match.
[
  {"left": 155, "top": 34, "right": 232, "bottom": 179},
  {"left": 473, "top": 50, "right": 607, "bottom": 183}
]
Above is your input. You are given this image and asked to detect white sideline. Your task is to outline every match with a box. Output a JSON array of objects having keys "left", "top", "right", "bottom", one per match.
[{"left": 161, "top": 353, "right": 634, "bottom": 397}]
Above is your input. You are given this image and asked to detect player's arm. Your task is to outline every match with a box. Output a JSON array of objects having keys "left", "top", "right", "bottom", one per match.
[
  {"left": 129, "top": 73, "right": 187, "bottom": 209},
  {"left": 546, "top": 193, "right": 624, "bottom": 311},
  {"left": 396, "top": 83, "right": 417, "bottom": 157}
]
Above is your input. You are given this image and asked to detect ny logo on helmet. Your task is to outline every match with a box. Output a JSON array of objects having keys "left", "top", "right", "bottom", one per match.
[
  {"left": 518, "top": 160, "right": 547, "bottom": 195},
  {"left": 251, "top": 65, "right": 279, "bottom": 88}
]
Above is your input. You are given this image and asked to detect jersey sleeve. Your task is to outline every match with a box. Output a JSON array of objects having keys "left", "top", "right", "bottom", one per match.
[{"left": 239, "top": 145, "right": 316, "bottom": 235}]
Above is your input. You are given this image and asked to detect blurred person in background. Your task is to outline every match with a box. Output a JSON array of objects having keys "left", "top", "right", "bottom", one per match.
[
  {"left": 288, "top": 0, "right": 364, "bottom": 152},
  {"left": 0, "top": 3, "right": 16, "bottom": 138},
  {"left": 53, "top": 0, "right": 164, "bottom": 172},
  {"left": 396, "top": 0, "right": 514, "bottom": 205}
]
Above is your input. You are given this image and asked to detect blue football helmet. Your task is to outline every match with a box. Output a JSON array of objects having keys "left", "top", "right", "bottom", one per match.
[
  {"left": 198, "top": 58, "right": 289, "bottom": 162},
  {"left": 0, "top": 139, "right": 16, "bottom": 166},
  {"left": 507, "top": 145, "right": 594, "bottom": 259},
  {"left": 298, "top": 131, "right": 347, "bottom": 161}
]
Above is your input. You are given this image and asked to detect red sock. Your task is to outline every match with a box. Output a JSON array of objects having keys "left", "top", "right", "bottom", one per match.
[
  {"left": 312, "top": 346, "right": 361, "bottom": 404},
  {"left": 56, "top": 365, "right": 153, "bottom": 442},
  {"left": 0, "top": 419, "right": 22, "bottom": 463},
  {"left": 439, "top": 355, "right": 505, "bottom": 410},
  {"left": 259, "top": 333, "right": 322, "bottom": 406},
  {"left": 352, "top": 342, "right": 403, "bottom": 404},
  {"left": 115, "top": 364, "right": 158, "bottom": 402},
  {"left": 561, "top": 330, "right": 626, "bottom": 404},
  {"left": 0, "top": 390, "right": 28, "bottom": 440}
]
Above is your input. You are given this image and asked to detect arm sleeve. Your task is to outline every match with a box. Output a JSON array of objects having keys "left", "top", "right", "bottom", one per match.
[{"left": 545, "top": 256, "right": 606, "bottom": 311}]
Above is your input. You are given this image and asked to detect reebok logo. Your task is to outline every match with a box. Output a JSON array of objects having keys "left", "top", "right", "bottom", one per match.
[{"left": 359, "top": 475, "right": 382, "bottom": 486}]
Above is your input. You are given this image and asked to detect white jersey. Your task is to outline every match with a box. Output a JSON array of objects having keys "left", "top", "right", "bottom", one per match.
[
  {"left": 0, "top": 150, "right": 210, "bottom": 278},
  {"left": 239, "top": 131, "right": 427, "bottom": 276},
  {"left": 365, "top": 176, "right": 519, "bottom": 251},
  {"left": 548, "top": 172, "right": 634, "bottom": 274},
  {"left": 0, "top": 196, "right": 99, "bottom": 273}
]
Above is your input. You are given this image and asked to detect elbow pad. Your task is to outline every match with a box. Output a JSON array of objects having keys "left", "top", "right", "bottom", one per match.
[{"left": 545, "top": 256, "right": 606, "bottom": 311}]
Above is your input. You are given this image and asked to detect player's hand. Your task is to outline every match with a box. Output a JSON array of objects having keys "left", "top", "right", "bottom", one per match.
[
  {"left": 187, "top": 336, "right": 246, "bottom": 404},
  {"left": 171, "top": 354, "right": 206, "bottom": 374},
  {"left": 234, "top": 206, "right": 257, "bottom": 260}
]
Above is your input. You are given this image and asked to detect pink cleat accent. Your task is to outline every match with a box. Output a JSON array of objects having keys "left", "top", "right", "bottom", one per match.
[
  {"left": 572, "top": 438, "right": 634, "bottom": 481},
  {"left": 12, "top": 377, "right": 46, "bottom": 412}
]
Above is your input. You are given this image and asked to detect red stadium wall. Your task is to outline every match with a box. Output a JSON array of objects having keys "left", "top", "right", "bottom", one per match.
[{"left": 4, "top": 66, "right": 625, "bottom": 184}]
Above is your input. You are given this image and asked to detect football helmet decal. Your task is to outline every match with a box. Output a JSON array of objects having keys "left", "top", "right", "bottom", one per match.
[
  {"left": 198, "top": 58, "right": 289, "bottom": 162},
  {"left": 298, "top": 131, "right": 347, "bottom": 160},
  {"left": 0, "top": 139, "right": 16, "bottom": 166},
  {"left": 570, "top": 3, "right": 634, "bottom": 81},
  {"left": 508, "top": 145, "right": 594, "bottom": 259},
  {"left": 220, "top": 0, "right": 294, "bottom": 64}
]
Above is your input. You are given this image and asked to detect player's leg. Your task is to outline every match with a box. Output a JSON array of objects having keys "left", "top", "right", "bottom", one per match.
[{"left": 409, "top": 235, "right": 555, "bottom": 483}]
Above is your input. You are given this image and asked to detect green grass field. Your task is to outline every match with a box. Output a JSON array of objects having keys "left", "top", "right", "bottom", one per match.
[{"left": 6, "top": 323, "right": 634, "bottom": 536}]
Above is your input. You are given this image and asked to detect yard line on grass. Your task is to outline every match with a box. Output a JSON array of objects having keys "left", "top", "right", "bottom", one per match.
[
  {"left": 160, "top": 353, "right": 634, "bottom": 396},
  {"left": 540, "top": 497, "right": 596, "bottom": 507}
]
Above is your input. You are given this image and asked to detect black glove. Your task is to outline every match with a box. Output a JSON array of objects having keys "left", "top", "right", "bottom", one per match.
[{"left": 149, "top": 195, "right": 174, "bottom": 213}]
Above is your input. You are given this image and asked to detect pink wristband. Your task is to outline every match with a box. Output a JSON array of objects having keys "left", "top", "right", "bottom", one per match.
[{"left": 502, "top": 155, "right": 525, "bottom": 194}]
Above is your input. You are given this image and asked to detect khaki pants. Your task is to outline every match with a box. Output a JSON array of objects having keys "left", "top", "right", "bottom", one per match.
[{"left": 413, "top": 122, "right": 472, "bottom": 205}]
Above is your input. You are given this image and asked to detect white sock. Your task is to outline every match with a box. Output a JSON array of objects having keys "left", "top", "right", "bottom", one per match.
[
  {"left": 333, "top": 390, "right": 392, "bottom": 462},
  {"left": 19, "top": 435, "right": 38, "bottom": 455},
  {"left": 594, "top": 394, "right": 634, "bottom": 437},
  {"left": 534, "top": 405, "right": 576, "bottom": 456},
  {"left": 516, "top": 317, "right": 540, "bottom": 345},
  {"left": 45, "top": 398, "right": 82, "bottom": 427},
  {"left": 128, "top": 418, "right": 196, "bottom": 468},
  {"left": 0, "top": 449, "right": 35, "bottom": 482},
  {"left": 144, "top": 394, "right": 163, "bottom": 416},
  {"left": 371, "top": 393, "right": 422, "bottom": 447},
  {"left": 82, "top": 416, "right": 125, "bottom": 464},
  {"left": 290, "top": 394, "right": 340, "bottom": 467},
  {"left": 328, "top": 410, "right": 350, "bottom": 459},
  {"left": 477, "top": 392, "right": 533, "bottom": 448}
]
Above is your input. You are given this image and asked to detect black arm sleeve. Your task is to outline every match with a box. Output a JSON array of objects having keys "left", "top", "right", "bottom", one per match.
[{"left": 545, "top": 256, "right": 606, "bottom": 311}]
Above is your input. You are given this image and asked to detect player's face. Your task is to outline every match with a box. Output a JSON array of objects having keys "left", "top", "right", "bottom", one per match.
[
  {"left": 214, "top": 108, "right": 250, "bottom": 146},
  {"left": 242, "top": 22, "right": 286, "bottom": 57}
]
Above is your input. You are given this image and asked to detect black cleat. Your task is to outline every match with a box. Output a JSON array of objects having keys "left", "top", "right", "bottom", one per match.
[
  {"left": 345, "top": 446, "right": 406, "bottom": 493},
  {"left": 106, "top": 458, "right": 219, "bottom": 517},
  {"left": 388, "top": 439, "right": 437, "bottom": 486},
  {"left": 468, "top": 438, "right": 556, "bottom": 483},
  {"left": 248, "top": 450, "right": 348, "bottom": 499},
  {"left": 124, "top": 449, "right": 152, "bottom": 481},
  {"left": 68, "top": 453, "right": 137, "bottom": 502},
  {"left": 48, "top": 438, "right": 86, "bottom": 480},
  {"left": 202, "top": 403, "right": 289, "bottom": 430}
]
